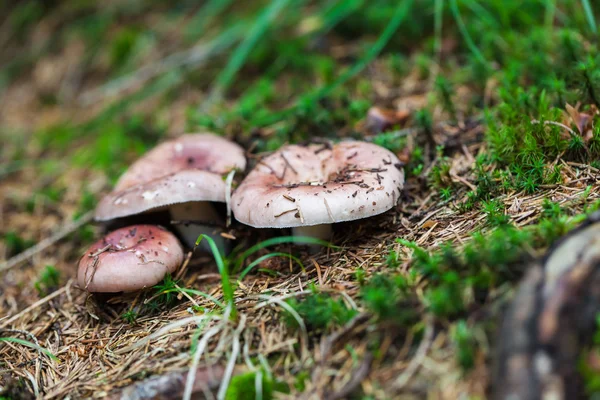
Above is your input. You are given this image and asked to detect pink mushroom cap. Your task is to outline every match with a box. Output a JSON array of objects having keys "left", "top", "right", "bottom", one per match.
[
  {"left": 77, "top": 225, "right": 184, "bottom": 293},
  {"left": 231, "top": 141, "right": 405, "bottom": 228},
  {"left": 95, "top": 133, "right": 246, "bottom": 221}
]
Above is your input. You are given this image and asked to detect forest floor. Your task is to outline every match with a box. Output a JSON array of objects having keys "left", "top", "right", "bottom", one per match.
[{"left": 1, "top": 1, "right": 600, "bottom": 399}]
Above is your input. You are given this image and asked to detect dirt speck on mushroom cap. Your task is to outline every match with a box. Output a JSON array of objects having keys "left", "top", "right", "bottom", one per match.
[
  {"left": 231, "top": 141, "right": 405, "bottom": 228},
  {"left": 77, "top": 224, "right": 184, "bottom": 293}
]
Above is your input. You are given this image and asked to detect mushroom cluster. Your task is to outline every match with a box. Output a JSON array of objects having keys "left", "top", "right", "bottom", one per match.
[
  {"left": 78, "top": 135, "right": 404, "bottom": 293},
  {"left": 79, "top": 133, "right": 245, "bottom": 293}
]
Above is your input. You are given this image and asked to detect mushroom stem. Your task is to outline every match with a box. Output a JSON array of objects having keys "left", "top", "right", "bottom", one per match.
[
  {"left": 169, "top": 202, "right": 229, "bottom": 253},
  {"left": 292, "top": 224, "right": 332, "bottom": 247}
]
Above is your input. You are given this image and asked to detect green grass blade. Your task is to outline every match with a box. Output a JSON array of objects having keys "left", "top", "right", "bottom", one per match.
[
  {"left": 462, "top": 1, "right": 499, "bottom": 29},
  {"left": 238, "top": 252, "right": 305, "bottom": 280},
  {"left": 0, "top": 337, "right": 59, "bottom": 361},
  {"left": 434, "top": 0, "right": 444, "bottom": 63},
  {"left": 250, "top": 0, "right": 413, "bottom": 129},
  {"left": 196, "top": 234, "right": 236, "bottom": 319},
  {"left": 318, "top": 0, "right": 364, "bottom": 34},
  {"left": 307, "top": 0, "right": 414, "bottom": 102},
  {"left": 233, "top": 236, "right": 335, "bottom": 272},
  {"left": 581, "top": 0, "right": 597, "bottom": 35},
  {"left": 83, "top": 70, "right": 183, "bottom": 132},
  {"left": 184, "top": 0, "right": 234, "bottom": 42},
  {"left": 449, "top": 0, "right": 488, "bottom": 68},
  {"left": 207, "top": 0, "right": 293, "bottom": 101},
  {"left": 160, "top": 288, "right": 225, "bottom": 309},
  {"left": 544, "top": 0, "right": 556, "bottom": 30}
]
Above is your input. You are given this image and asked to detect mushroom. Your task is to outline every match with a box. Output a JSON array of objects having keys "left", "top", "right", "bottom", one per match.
[
  {"left": 231, "top": 140, "right": 404, "bottom": 242},
  {"left": 94, "top": 133, "right": 246, "bottom": 248},
  {"left": 77, "top": 225, "right": 184, "bottom": 292}
]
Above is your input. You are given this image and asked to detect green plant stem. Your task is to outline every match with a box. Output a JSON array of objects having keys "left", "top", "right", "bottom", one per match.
[
  {"left": 449, "top": 0, "right": 488, "bottom": 68},
  {"left": 581, "top": 0, "right": 597, "bottom": 35},
  {"left": 196, "top": 235, "right": 237, "bottom": 320},
  {"left": 206, "top": 0, "right": 294, "bottom": 104},
  {"left": 233, "top": 236, "right": 333, "bottom": 272},
  {"left": 306, "top": 0, "right": 414, "bottom": 102},
  {"left": 0, "top": 337, "right": 59, "bottom": 361},
  {"left": 238, "top": 252, "right": 305, "bottom": 280}
]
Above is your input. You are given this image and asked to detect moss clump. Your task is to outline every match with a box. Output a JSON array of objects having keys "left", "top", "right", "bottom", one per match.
[
  {"left": 225, "top": 371, "right": 287, "bottom": 400},
  {"left": 361, "top": 273, "right": 417, "bottom": 323},
  {"left": 286, "top": 290, "right": 358, "bottom": 331},
  {"left": 34, "top": 265, "right": 60, "bottom": 296}
]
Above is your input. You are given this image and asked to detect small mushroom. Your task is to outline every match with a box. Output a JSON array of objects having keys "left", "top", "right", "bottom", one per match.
[
  {"left": 94, "top": 133, "right": 246, "bottom": 248},
  {"left": 77, "top": 225, "right": 184, "bottom": 293},
  {"left": 231, "top": 140, "right": 404, "bottom": 243}
]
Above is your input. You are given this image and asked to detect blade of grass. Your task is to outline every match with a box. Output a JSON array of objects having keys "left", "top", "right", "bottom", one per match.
[
  {"left": 183, "top": 312, "right": 229, "bottom": 400},
  {"left": 462, "top": 0, "right": 498, "bottom": 29},
  {"left": 434, "top": 0, "right": 444, "bottom": 64},
  {"left": 317, "top": 0, "right": 364, "bottom": 34},
  {"left": 225, "top": 169, "right": 235, "bottom": 227},
  {"left": 238, "top": 252, "right": 305, "bottom": 280},
  {"left": 248, "top": 0, "right": 414, "bottom": 128},
  {"left": 233, "top": 235, "right": 335, "bottom": 272},
  {"left": 203, "top": 0, "right": 294, "bottom": 106},
  {"left": 544, "top": 0, "right": 556, "bottom": 30},
  {"left": 81, "top": 23, "right": 243, "bottom": 106},
  {"left": 307, "top": 0, "right": 414, "bottom": 101},
  {"left": 83, "top": 70, "right": 183, "bottom": 133},
  {"left": 184, "top": 0, "right": 234, "bottom": 42},
  {"left": 159, "top": 288, "right": 225, "bottom": 309},
  {"left": 449, "top": 0, "right": 489, "bottom": 68},
  {"left": 0, "top": 337, "right": 59, "bottom": 361},
  {"left": 196, "top": 234, "right": 236, "bottom": 319},
  {"left": 581, "top": 0, "right": 597, "bottom": 35}
]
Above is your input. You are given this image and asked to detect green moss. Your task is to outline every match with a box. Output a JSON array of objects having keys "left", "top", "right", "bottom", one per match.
[
  {"left": 3, "top": 231, "right": 35, "bottom": 258},
  {"left": 385, "top": 250, "right": 400, "bottom": 269},
  {"left": 151, "top": 274, "right": 181, "bottom": 307},
  {"left": 360, "top": 273, "right": 416, "bottom": 323},
  {"left": 452, "top": 320, "right": 477, "bottom": 371},
  {"left": 110, "top": 27, "right": 142, "bottom": 69},
  {"left": 394, "top": 227, "right": 528, "bottom": 318},
  {"left": 121, "top": 310, "right": 138, "bottom": 324},
  {"left": 293, "top": 371, "right": 310, "bottom": 392},
  {"left": 370, "top": 131, "right": 407, "bottom": 153},
  {"left": 429, "top": 156, "right": 452, "bottom": 189},
  {"left": 434, "top": 75, "right": 457, "bottom": 121},
  {"left": 480, "top": 199, "right": 509, "bottom": 227},
  {"left": 286, "top": 290, "right": 357, "bottom": 331},
  {"left": 34, "top": 265, "right": 60, "bottom": 296},
  {"left": 225, "top": 371, "right": 288, "bottom": 400}
]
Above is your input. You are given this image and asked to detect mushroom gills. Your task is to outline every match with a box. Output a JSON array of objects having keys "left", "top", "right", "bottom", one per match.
[
  {"left": 169, "top": 202, "right": 228, "bottom": 252},
  {"left": 291, "top": 224, "right": 332, "bottom": 243}
]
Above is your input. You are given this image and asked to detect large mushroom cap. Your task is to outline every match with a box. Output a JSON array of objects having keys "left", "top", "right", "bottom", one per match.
[
  {"left": 95, "top": 133, "right": 246, "bottom": 221},
  {"left": 231, "top": 141, "right": 404, "bottom": 228},
  {"left": 77, "top": 225, "right": 184, "bottom": 293}
]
